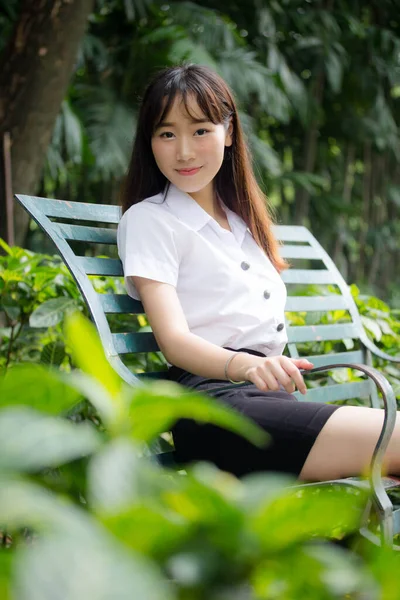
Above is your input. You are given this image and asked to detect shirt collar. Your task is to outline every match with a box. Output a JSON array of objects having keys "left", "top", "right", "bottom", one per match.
[
  {"left": 165, "top": 183, "right": 247, "bottom": 245},
  {"left": 165, "top": 184, "right": 210, "bottom": 231}
]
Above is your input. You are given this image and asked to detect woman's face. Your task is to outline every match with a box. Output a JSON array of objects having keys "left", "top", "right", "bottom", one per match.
[{"left": 151, "top": 94, "right": 232, "bottom": 195}]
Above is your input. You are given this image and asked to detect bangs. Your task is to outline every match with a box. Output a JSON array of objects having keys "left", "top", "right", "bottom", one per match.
[{"left": 151, "top": 70, "right": 232, "bottom": 132}]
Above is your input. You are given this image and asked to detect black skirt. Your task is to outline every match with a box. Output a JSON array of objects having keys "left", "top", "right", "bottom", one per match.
[{"left": 169, "top": 348, "right": 340, "bottom": 478}]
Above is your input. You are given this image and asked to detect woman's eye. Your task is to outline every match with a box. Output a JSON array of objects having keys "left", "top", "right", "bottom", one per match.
[
  {"left": 195, "top": 128, "right": 209, "bottom": 136},
  {"left": 160, "top": 132, "right": 174, "bottom": 139}
]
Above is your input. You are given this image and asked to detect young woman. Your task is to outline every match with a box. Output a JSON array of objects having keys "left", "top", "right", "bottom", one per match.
[{"left": 118, "top": 64, "right": 400, "bottom": 481}]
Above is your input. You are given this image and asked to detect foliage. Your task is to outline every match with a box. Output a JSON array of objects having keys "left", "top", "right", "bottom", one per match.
[
  {"left": 2, "top": 241, "right": 399, "bottom": 402},
  {"left": 1, "top": 311, "right": 400, "bottom": 600},
  {"left": 0, "top": 239, "right": 84, "bottom": 371},
  {"left": 0, "top": 240, "right": 166, "bottom": 375},
  {"left": 1, "top": 0, "right": 396, "bottom": 299}
]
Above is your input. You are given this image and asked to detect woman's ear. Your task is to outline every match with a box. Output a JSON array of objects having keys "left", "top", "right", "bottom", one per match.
[{"left": 225, "top": 119, "right": 233, "bottom": 147}]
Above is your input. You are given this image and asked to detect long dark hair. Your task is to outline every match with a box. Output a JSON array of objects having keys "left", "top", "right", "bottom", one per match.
[{"left": 121, "top": 64, "right": 287, "bottom": 272}]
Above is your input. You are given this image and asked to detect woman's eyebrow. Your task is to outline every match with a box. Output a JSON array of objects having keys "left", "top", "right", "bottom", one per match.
[{"left": 157, "top": 117, "right": 211, "bottom": 128}]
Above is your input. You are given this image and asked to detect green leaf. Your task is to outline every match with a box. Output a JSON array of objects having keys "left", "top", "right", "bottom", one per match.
[
  {"left": 249, "top": 485, "right": 366, "bottom": 551},
  {"left": 163, "top": 463, "right": 244, "bottom": 553},
  {"left": 361, "top": 316, "right": 382, "bottom": 341},
  {"left": 0, "top": 407, "right": 102, "bottom": 471},
  {"left": 325, "top": 51, "right": 343, "bottom": 93},
  {"left": 40, "top": 342, "right": 66, "bottom": 366},
  {"left": 88, "top": 438, "right": 148, "bottom": 512},
  {"left": 66, "top": 370, "right": 118, "bottom": 427},
  {"left": 29, "top": 297, "right": 77, "bottom": 328},
  {"left": 0, "top": 479, "right": 172, "bottom": 600},
  {"left": 0, "top": 552, "right": 12, "bottom": 600},
  {"left": 101, "top": 505, "right": 189, "bottom": 559},
  {"left": 14, "top": 533, "right": 173, "bottom": 600},
  {"left": 125, "top": 381, "right": 269, "bottom": 447},
  {"left": 64, "top": 312, "right": 123, "bottom": 399},
  {"left": 0, "top": 238, "right": 12, "bottom": 255},
  {"left": 342, "top": 338, "right": 354, "bottom": 350},
  {"left": 252, "top": 543, "right": 370, "bottom": 599},
  {"left": 0, "top": 477, "right": 100, "bottom": 538},
  {"left": 0, "top": 363, "right": 82, "bottom": 414}
]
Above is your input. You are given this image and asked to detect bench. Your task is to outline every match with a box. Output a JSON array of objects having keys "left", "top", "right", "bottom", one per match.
[{"left": 15, "top": 193, "right": 400, "bottom": 547}]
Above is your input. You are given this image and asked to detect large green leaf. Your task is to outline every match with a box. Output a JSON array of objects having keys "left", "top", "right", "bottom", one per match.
[
  {"left": 101, "top": 505, "right": 189, "bottom": 559},
  {"left": 29, "top": 297, "right": 78, "bottom": 328},
  {"left": 248, "top": 485, "right": 366, "bottom": 551},
  {"left": 0, "top": 407, "right": 102, "bottom": 471},
  {"left": 124, "top": 381, "right": 269, "bottom": 447},
  {"left": 13, "top": 533, "right": 173, "bottom": 600},
  {"left": 0, "top": 552, "right": 12, "bottom": 600},
  {"left": 0, "top": 478, "right": 172, "bottom": 600},
  {"left": 64, "top": 312, "right": 123, "bottom": 399},
  {"left": 88, "top": 438, "right": 149, "bottom": 512},
  {"left": 0, "top": 363, "right": 82, "bottom": 414},
  {"left": 162, "top": 463, "right": 244, "bottom": 554},
  {"left": 251, "top": 543, "right": 372, "bottom": 600}
]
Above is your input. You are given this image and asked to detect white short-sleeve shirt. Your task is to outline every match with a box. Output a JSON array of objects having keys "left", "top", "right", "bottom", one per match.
[{"left": 117, "top": 183, "right": 288, "bottom": 357}]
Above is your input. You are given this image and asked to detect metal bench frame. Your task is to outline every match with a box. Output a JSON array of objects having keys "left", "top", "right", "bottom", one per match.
[{"left": 15, "top": 193, "right": 400, "bottom": 547}]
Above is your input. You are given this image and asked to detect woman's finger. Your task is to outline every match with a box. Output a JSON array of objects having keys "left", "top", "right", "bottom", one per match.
[
  {"left": 249, "top": 372, "right": 269, "bottom": 391},
  {"left": 267, "top": 362, "right": 296, "bottom": 394},
  {"left": 253, "top": 364, "right": 281, "bottom": 392},
  {"left": 291, "top": 358, "right": 314, "bottom": 370},
  {"left": 279, "top": 358, "right": 307, "bottom": 394}
]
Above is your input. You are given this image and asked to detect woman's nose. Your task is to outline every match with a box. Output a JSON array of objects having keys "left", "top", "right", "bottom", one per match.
[{"left": 176, "top": 138, "right": 195, "bottom": 161}]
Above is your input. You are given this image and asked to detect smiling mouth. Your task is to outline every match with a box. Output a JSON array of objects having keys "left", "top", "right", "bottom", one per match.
[{"left": 176, "top": 166, "right": 202, "bottom": 175}]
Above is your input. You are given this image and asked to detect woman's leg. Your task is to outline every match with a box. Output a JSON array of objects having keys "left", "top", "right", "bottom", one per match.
[{"left": 299, "top": 406, "right": 400, "bottom": 481}]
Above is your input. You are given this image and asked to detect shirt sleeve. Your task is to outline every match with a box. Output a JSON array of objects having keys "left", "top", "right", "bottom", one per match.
[{"left": 117, "top": 203, "right": 179, "bottom": 300}]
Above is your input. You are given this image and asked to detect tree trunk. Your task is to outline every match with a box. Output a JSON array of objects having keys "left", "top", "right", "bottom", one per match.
[
  {"left": 0, "top": 0, "right": 95, "bottom": 246},
  {"left": 332, "top": 143, "right": 355, "bottom": 277},
  {"left": 357, "top": 142, "right": 372, "bottom": 281},
  {"left": 294, "top": 69, "right": 325, "bottom": 225}
]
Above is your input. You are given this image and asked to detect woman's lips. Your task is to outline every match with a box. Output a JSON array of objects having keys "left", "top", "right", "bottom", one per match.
[{"left": 176, "top": 167, "right": 202, "bottom": 176}]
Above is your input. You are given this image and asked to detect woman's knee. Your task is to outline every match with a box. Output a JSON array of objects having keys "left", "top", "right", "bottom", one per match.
[{"left": 298, "top": 406, "right": 393, "bottom": 481}]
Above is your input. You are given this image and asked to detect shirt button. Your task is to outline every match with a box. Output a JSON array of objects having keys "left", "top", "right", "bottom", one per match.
[
  {"left": 277, "top": 323, "right": 285, "bottom": 332},
  {"left": 241, "top": 261, "right": 250, "bottom": 270},
  {"left": 263, "top": 290, "right": 271, "bottom": 299}
]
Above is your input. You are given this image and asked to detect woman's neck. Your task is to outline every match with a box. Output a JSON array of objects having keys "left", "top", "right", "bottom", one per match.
[{"left": 188, "top": 183, "right": 223, "bottom": 220}]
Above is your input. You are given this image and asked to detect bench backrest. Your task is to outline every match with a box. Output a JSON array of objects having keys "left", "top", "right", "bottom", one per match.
[{"left": 15, "top": 194, "right": 378, "bottom": 407}]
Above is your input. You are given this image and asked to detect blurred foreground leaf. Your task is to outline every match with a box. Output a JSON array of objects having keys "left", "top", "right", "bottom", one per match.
[
  {"left": 0, "top": 408, "right": 102, "bottom": 471},
  {"left": 65, "top": 312, "right": 123, "bottom": 399},
  {"left": 0, "top": 364, "right": 82, "bottom": 414},
  {"left": 126, "top": 381, "right": 268, "bottom": 447}
]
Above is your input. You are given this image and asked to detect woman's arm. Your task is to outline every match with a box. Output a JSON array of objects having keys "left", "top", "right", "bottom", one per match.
[{"left": 133, "top": 276, "right": 313, "bottom": 394}]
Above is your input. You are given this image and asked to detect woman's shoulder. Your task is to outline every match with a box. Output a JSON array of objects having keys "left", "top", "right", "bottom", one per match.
[{"left": 119, "top": 192, "right": 177, "bottom": 226}]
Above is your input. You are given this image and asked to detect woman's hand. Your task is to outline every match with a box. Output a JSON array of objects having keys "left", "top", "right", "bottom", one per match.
[{"left": 230, "top": 354, "right": 314, "bottom": 395}]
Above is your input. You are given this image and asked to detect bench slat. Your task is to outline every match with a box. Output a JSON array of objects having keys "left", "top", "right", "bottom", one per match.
[
  {"left": 287, "top": 323, "right": 359, "bottom": 343},
  {"left": 137, "top": 372, "right": 168, "bottom": 380},
  {"left": 112, "top": 332, "right": 159, "bottom": 354},
  {"left": 273, "top": 226, "right": 313, "bottom": 242},
  {"left": 99, "top": 293, "right": 143, "bottom": 314},
  {"left": 17, "top": 195, "right": 121, "bottom": 223},
  {"left": 282, "top": 269, "right": 340, "bottom": 284},
  {"left": 58, "top": 223, "right": 117, "bottom": 244},
  {"left": 285, "top": 295, "right": 349, "bottom": 312},
  {"left": 293, "top": 380, "right": 372, "bottom": 403},
  {"left": 300, "top": 351, "right": 364, "bottom": 368},
  {"left": 78, "top": 257, "right": 123, "bottom": 276},
  {"left": 279, "top": 245, "right": 324, "bottom": 260}
]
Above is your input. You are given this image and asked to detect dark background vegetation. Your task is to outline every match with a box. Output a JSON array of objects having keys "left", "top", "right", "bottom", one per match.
[{"left": 1, "top": 0, "right": 400, "bottom": 303}]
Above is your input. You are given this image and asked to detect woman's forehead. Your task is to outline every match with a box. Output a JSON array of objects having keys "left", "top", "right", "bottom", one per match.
[{"left": 162, "top": 93, "right": 206, "bottom": 122}]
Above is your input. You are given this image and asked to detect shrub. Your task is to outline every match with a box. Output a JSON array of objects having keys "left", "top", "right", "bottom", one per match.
[{"left": 1, "top": 313, "right": 398, "bottom": 599}]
